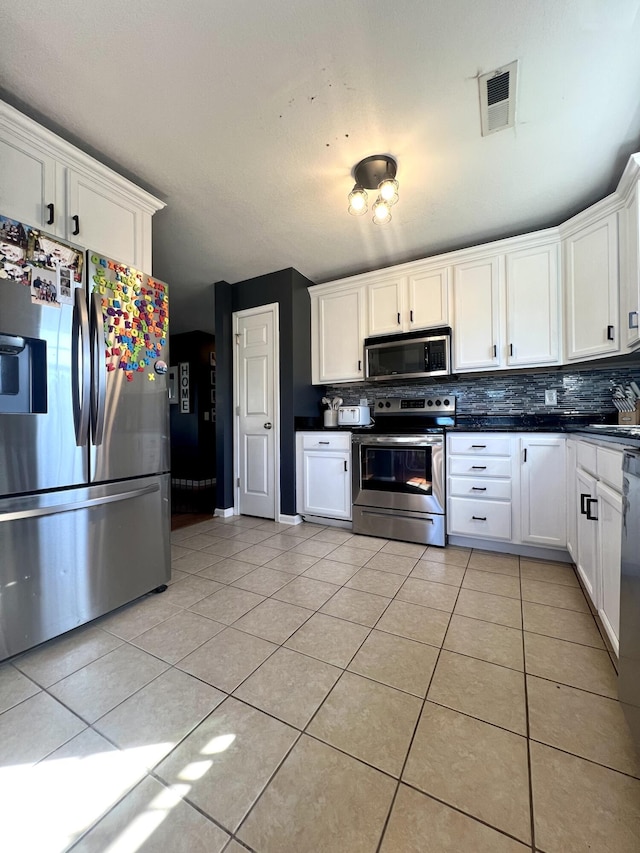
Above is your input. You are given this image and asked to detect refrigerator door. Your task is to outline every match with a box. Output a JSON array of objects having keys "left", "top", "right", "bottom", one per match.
[
  {"left": 619, "top": 451, "right": 640, "bottom": 751},
  {"left": 0, "top": 473, "right": 170, "bottom": 660},
  {"left": 87, "top": 252, "right": 170, "bottom": 482},
  {"left": 0, "top": 225, "right": 89, "bottom": 496}
]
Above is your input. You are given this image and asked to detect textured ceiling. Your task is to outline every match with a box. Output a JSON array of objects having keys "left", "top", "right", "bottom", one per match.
[{"left": 2, "top": 0, "right": 640, "bottom": 333}]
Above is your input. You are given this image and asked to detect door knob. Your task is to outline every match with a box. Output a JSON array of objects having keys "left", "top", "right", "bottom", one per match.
[{"left": 264, "top": 422, "right": 272, "bottom": 429}]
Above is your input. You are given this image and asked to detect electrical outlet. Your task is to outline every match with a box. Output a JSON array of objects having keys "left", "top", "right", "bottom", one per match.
[{"left": 544, "top": 389, "right": 557, "bottom": 406}]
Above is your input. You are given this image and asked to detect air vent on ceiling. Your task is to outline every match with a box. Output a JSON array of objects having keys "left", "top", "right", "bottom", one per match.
[{"left": 479, "top": 60, "right": 518, "bottom": 136}]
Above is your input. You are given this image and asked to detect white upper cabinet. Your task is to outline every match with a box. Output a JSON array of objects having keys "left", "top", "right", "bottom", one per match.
[
  {"left": 0, "top": 124, "right": 58, "bottom": 232},
  {"left": 407, "top": 265, "right": 449, "bottom": 330},
  {"left": 505, "top": 242, "right": 560, "bottom": 366},
  {"left": 367, "top": 273, "right": 405, "bottom": 336},
  {"left": 311, "top": 284, "right": 367, "bottom": 384},
  {"left": 367, "top": 264, "right": 449, "bottom": 336},
  {"left": 452, "top": 256, "right": 501, "bottom": 371},
  {"left": 66, "top": 169, "right": 150, "bottom": 269},
  {"left": 618, "top": 157, "right": 640, "bottom": 350},
  {"left": 0, "top": 101, "right": 164, "bottom": 273},
  {"left": 563, "top": 210, "right": 619, "bottom": 361}
]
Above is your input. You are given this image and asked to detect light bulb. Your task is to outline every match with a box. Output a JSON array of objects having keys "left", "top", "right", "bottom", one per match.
[
  {"left": 378, "top": 177, "right": 399, "bottom": 206},
  {"left": 348, "top": 185, "right": 368, "bottom": 216},
  {"left": 372, "top": 197, "right": 391, "bottom": 225}
]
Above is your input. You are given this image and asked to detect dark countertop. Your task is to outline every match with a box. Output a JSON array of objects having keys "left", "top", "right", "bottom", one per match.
[{"left": 294, "top": 413, "right": 640, "bottom": 447}]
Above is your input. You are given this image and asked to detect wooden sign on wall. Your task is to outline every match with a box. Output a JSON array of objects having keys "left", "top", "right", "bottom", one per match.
[{"left": 179, "top": 362, "right": 190, "bottom": 413}]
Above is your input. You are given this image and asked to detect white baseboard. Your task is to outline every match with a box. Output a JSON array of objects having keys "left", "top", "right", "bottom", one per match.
[
  {"left": 447, "top": 535, "right": 572, "bottom": 563},
  {"left": 214, "top": 507, "right": 235, "bottom": 518},
  {"left": 278, "top": 514, "right": 303, "bottom": 525}
]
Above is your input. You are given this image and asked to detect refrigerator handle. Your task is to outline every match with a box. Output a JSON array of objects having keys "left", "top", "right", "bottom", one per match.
[
  {"left": 90, "top": 291, "right": 107, "bottom": 446},
  {"left": 0, "top": 483, "right": 159, "bottom": 523},
  {"left": 72, "top": 287, "right": 91, "bottom": 447}
]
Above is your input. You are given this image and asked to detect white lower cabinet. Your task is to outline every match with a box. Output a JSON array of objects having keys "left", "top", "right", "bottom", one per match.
[
  {"left": 575, "top": 466, "right": 599, "bottom": 603},
  {"left": 296, "top": 432, "right": 351, "bottom": 520},
  {"left": 574, "top": 438, "right": 625, "bottom": 654},
  {"left": 566, "top": 438, "right": 578, "bottom": 561},
  {"left": 447, "top": 433, "right": 513, "bottom": 541},
  {"left": 597, "top": 481, "right": 622, "bottom": 653},
  {"left": 520, "top": 436, "right": 566, "bottom": 547},
  {"left": 447, "top": 432, "right": 567, "bottom": 549}
]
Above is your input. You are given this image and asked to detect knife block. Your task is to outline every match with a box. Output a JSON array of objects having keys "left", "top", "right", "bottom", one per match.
[{"left": 618, "top": 403, "right": 640, "bottom": 425}]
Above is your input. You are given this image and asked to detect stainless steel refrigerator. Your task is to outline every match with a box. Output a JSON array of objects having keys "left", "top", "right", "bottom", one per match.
[
  {"left": 620, "top": 449, "right": 640, "bottom": 753},
  {"left": 0, "top": 216, "right": 170, "bottom": 660}
]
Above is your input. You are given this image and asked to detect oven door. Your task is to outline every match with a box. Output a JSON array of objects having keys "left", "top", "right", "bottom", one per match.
[{"left": 352, "top": 434, "right": 444, "bottom": 515}]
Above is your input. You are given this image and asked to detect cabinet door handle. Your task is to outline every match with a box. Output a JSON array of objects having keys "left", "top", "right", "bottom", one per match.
[
  {"left": 523, "top": 448, "right": 527, "bottom": 463},
  {"left": 580, "top": 492, "right": 590, "bottom": 515},
  {"left": 318, "top": 441, "right": 330, "bottom": 445},
  {"left": 629, "top": 311, "right": 639, "bottom": 330},
  {"left": 607, "top": 325, "right": 615, "bottom": 341},
  {"left": 46, "top": 203, "right": 55, "bottom": 225},
  {"left": 410, "top": 309, "right": 414, "bottom": 322},
  {"left": 471, "top": 486, "right": 487, "bottom": 491},
  {"left": 509, "top": 343, "right": 513, "bottom": 356},
  {"left": 493, "top": 344, "right": 497, "bottom": 358},
  {"left": 397, "top": 312, "right": 401, "bottom": 325},
  {"left": 344, "top": 460, "right": 348, "bottom": 472},
  {"left": 72, "top": 215, "right": 80, "bottom": 236},
  {"left": 471, "top": 465, "right": 487, "bottom": 470},
  {"left": 358, "top": 359, "right": 362, "bottom": 372},
  {"left": 471, "top": 444, "right": 486, "bottom": 448},
  {"left": 586, "top": 497, "right": 598, "bottom": 521},
  {"left": 472, "top": 515, "right": 487, "bottom": 521}
]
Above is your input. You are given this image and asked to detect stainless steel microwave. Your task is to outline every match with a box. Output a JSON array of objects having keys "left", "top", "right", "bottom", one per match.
[{"left": 364, "top": 328, "right": 452, "bottom": 381}]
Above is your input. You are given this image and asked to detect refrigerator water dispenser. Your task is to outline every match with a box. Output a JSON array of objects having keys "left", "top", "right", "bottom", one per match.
[{"left": 0, "top": 333, "right": 47, "bottom": 414}]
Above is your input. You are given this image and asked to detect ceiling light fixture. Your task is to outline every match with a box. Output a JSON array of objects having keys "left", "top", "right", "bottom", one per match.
[{"left": 348, "top": 155, "right": 399, "bottom": 224}]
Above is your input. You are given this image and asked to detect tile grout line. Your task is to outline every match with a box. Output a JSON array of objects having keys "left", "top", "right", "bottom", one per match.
[
  {"left": 519, "top": 557, "right": 537, "bottom": 853},
  {"left": 374, "top": 552, "right": 473, "bottom": 853}
]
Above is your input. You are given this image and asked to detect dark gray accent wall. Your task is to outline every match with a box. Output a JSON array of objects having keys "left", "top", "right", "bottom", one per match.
[
  {"left": 215, "top": 269, "right": 324, "bottom": 516},
  {"left": 214, "top": 280, "right": 234, "bottom": 510}
]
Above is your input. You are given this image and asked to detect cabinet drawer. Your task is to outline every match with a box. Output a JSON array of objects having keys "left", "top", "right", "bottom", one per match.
[
  {"left": 448, "top": 497, "right": 512, "bottom": 539},
  {"left": 301, "top": 432, "right": 351, "bottom": 451},
  {"left": 448, "top": 456, "right": 512, "bottom": 478},
  {"left": 577, "top": 440, "right": 597, "bottom": 477},
  {"left": 448, "top": 435, "right": 511, "bottom": 457},
  {"left": 448, "top": 476, "right": 512, "bottom": 500},
  {"left": 597, "top": 446, "right": 623, "bottom": 492}
]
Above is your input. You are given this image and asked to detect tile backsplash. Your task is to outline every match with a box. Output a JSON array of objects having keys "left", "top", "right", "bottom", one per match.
[{"left": 325, "top": 365, "right": 640, "bottom": 415}]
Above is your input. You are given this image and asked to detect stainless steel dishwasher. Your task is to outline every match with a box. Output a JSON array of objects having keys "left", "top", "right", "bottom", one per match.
[{"left": 619, "top": 449, "right": 640, "bottom": 752}]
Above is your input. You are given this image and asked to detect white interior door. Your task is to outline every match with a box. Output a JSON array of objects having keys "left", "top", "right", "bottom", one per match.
[{"left": 235, "top": 304, "right": 279, "bottom": 519}]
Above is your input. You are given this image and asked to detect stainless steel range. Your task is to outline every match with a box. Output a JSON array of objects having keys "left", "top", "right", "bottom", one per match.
[{"left": 351, "top": 396, "right": 455, "bottom": 546}]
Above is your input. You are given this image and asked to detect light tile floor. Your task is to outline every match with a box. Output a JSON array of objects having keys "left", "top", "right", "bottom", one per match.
[{"left": 2, "top": 517, "right": 640, "bottom": 852}]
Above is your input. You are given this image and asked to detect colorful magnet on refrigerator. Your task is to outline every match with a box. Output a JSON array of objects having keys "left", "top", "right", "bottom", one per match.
[
  {"left": 148, "top": 373, "right": 156, "bottom": 381},
  {"left": 154, "top": 360, "right": 168, "bottom": 375}
]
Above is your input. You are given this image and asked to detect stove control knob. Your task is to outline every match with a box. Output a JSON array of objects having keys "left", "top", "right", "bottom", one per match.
[
  {"left": 435, "top": 399, "right": 442, "bottom": 406},
  {"left": 385, "top": 401, "right": 391, "bottom": 408},
  {"left": 427, "top": 400, "right": 434, "bottom": 406},
  {"left": 377, "top": 402, "right": 384, "bottom": 408},
  {"left": 444, "top": 398, "right": 450, "bottom": 406}
]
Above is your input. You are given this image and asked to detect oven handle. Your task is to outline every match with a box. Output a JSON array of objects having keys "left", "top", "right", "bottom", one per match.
[
  {"left": 359, "top": 508, "right": 435, "bottom": 524},
  {"left": 352, "top": 435, "right": 444, "bottom": 447}
]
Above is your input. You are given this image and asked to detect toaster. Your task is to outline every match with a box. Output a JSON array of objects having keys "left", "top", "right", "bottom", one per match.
[{"left": 337, "top": 405, "right": 371, "bottom": 426}]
